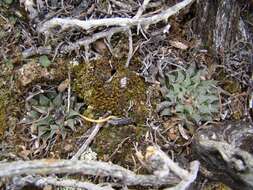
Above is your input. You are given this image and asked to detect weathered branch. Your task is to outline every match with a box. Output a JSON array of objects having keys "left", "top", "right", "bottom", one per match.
[
  {"left": 193, "top": 121, "right": 253, "bottom": 190},
  {"left": 11, "top": 176, "right": 114, "bottom": 190},
  {"left": 38, "top": 0, "right": 194, "bottom": 34},
  {"left": 1, "top": 146, "right": 200, "bottom": 189},
  {"left": 0, "top": 159, "right": 179, "bottom": 187},
  {"left": 145, "top": 146, "right": 200, "bottom": 190},
  {"left": 164, "top": 161, "right": 200, "bottom": 190},
  {"left": 134, "top": 0, "right": 151, "bottom": 19},
  {"left": 22, "top": 46, "right": 52, "bottom": 58},
  {"left": 60, "top": 27, "right": 128, "bottom": 54}
]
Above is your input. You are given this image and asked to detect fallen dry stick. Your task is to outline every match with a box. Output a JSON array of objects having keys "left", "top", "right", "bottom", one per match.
[
  {"left": 12, "top": 175, "right": 114, "bottom": 190},
  {"left": 0, "top": 159, "right": 179, "bottom": 187},
  {"left": 1, "top": 146, "right": 199, "bottom": 189},
  {"left": 38, "top": 0, "right": 194, "bottom": 34}
]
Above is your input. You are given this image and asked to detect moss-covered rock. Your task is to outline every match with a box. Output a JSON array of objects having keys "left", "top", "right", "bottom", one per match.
[{"left": 73, "top": 58, "right": 148, "bottom": 123}]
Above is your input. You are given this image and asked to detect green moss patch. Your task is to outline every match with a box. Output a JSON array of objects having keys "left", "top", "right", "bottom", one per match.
[
  {"left": 92, "top": 124, "right": 148, "bottom": 168},
  {"left": 73, "top": 58, "right": 148, "bottom": 123},
  {"left": 0, "top": 95, "right": 7, "bottom": 138},
  {"left": 0, "top": 71, "right": 11, "bottom": 139}
]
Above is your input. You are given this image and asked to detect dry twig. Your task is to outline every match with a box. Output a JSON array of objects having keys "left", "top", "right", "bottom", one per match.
[{"left": 71, "top": 123, "right": 104, "bottom": 160}]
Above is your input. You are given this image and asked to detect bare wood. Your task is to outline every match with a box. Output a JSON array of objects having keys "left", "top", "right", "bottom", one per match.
[
  {"left": 134, "top": 0, "right": 151, "bottom": 19},
  {"left": 164, "top": 161, "right": 200, "bottom": 190},
  {"left": 0, "top": 159, "right": 179, "bottom": 186},
  {"left": 125, "top": 28, "right": 133, "bottom": 67},
  {"left": 145, "top": 146, "right": 200, "bottom": 190},
  {"left": 193, "top": 121, "right": 253, "bottom": 190},
  {"left": 38, "top": 0, "right": 194, "bottom": 34},
  {"left": 60, "top": 27, "right": 128, "bottom": 54},
  {"left": 22, "top": 47, "right": 52, "bottom": 58},
  {"left": 12, "top": 176, "right": 114, "bottom": 190},
  {"left": 109, "top": 0, "right": 133, "bottom": 11}
]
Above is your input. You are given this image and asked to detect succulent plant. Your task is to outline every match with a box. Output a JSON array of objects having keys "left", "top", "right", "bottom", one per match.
[
  {"left": 21, "top": 86, "right": 84, "bottom": 142},
  {"left": 157, "top": 66, "right": 219, "bottom": 124}
]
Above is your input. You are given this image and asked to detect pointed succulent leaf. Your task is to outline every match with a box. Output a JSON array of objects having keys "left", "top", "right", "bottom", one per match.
[
  {"left": 53, "top": 93, "right": 62, "bottom": 107},
  {"left": 51, "top": 125, "right": 63, "bottom": 139},
  {"left": 165, "top": 92, "right": 176, "bottom": 102},
  {"left": 202, "top": 114, "right": 213, "bottom": 121},
  {"left": 176, "top": 70, "right": 185, "bottom": 83},
  {"left": 37, "top": 125, "right": 49, "bottom": 138},
  {"left": 39, "top": 94, "right": 51, "bottom": 106},
  {"left": 47, "top": 91, "right": 58, "bottom": 100},
  {"left": 160, "top": 86, "right": 169, "bottom": 97},
  {"left": 208, "top": 104, "right": 219, "bottom": 113},
  {"left": 178, "top": 89, "right": 187, "bottom": 100},
  {"left": 171, "top": 83, "right": 181, "bottom": 94},
  {"left": 60, "top": 128, "right": 67, "bottom": 140},
  {"left": 28, "top": 98, "right": 39, "bottom": 106},
  {"left": 67, "top": 109, "right": 81, "bottom": 119},
  {"left": 27, "top": 110, "right": 40, "bottom": 119},
  {"left": 36, "top": 116, "right": 54, "bottom": 126},
  {"left": 187, "top": 66, "right": 196, "bottom": 77},
  {"left": 157, "top": 101, "right": 173, "bottom": 113},
  {"left": 39, "top": 55, "right": 52, "bottom": 68},
  {"left": 66, "top": 119, "right": 76, "bottom": 131},
  {"left": 165, "top": 73, "right": 176, "bottom": 83},
  {"left": 191, "top": 70, "right": 201, "bottom": 84},
  {"left": 191, "top": 113, "right": 202, "bottom": 123},
  {"left": 32, "top": 105, "right": 49, "bottom": 114},
  {"left": 183, "top": 73, "right": 191, "bottom": 87},
  {"left": 198, "top": 95, "right": 218, "bottom": 104},
  {"left": 198, "top": 104, "right": 211, "bottom": 114},
  {"left": 175, "top": 104, "right": 184, "bottom": 112},
  {"left": 160, "top": 108, "right": 172, "bottom": 116},
  {"left": 182, "top": 105, "right": 194, "bottom": 115}
]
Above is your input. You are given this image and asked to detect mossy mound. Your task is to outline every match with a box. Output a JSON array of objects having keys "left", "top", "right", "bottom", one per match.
[
  {"left": 73, "top": 58, "right": 148, "bottom": 123},
  {"left": 0, "top": 94, "right": 7, "bottom": 138},
  {"left": 92, "top": 124, "right": 148, "bottom": 167},
  {"left": 0, "top": 71, "right": 11, "bottom": 139}
]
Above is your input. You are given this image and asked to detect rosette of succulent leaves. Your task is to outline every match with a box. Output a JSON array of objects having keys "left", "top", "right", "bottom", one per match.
[
  {"left": 22, "top": 87, "right": 84, "bottom": 143},
  {"left": 157, "top": 66, "right": 219, "bottom": 125}
]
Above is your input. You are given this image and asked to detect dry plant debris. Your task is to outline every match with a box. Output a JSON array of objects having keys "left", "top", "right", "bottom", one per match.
[{"left": 0, "top": 0, "right": 252, "bottom": 190}]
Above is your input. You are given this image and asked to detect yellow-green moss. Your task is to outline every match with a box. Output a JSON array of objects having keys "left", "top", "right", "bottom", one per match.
[
  {"left": 72, "top": 57, "right": 149, "bottom": 167},
  {"left": 215, "top": 70, "right": 242, "bottom": 94},
  {"left": 203, "top": 182, "right": 232, "bottom": 190},
  {"left": 0, "top": 62, "right": 20, "bottom": 140},
  {"left": 92, "top": 124, "right": 148, "bottom": 167},
  {"left": 0, "top": 97, "right": 7, "bottom": 137},
  {"left": 0, "top": 79, "right": 10, "bottom": 138},
  {"left": 73, "top": 58, "right": 148, "bottom": 123}
]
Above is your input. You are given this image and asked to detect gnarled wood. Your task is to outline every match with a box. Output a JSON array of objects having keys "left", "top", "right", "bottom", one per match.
[{"left": 193, "top": 121, "right": 253, "bottom": 190}]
